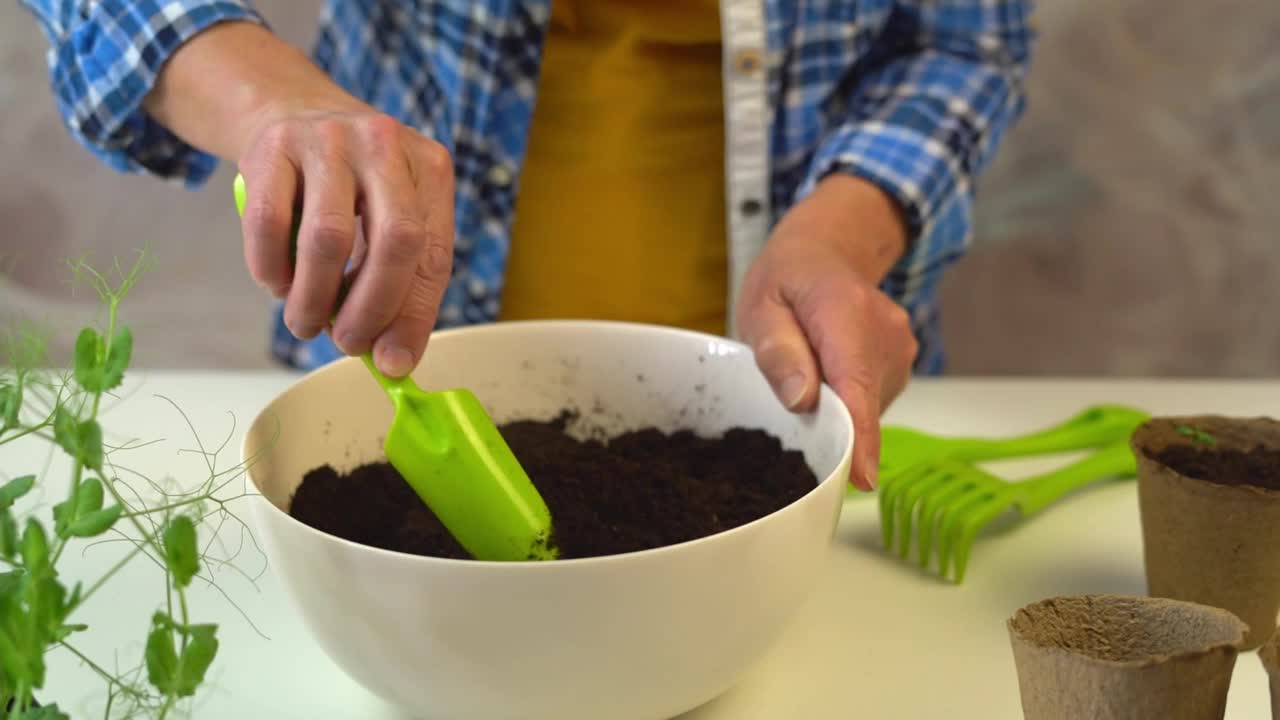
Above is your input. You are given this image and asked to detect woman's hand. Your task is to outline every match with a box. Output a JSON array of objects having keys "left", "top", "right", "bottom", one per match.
[
  {"left": 144, "top": 21, "right": 454, "bottom": 377},
  {"left": 236, "top": 107, "right": 454, "bottom": 378},
  {"left": 736, "top": 174, "right": 918, "bottom": 492}
]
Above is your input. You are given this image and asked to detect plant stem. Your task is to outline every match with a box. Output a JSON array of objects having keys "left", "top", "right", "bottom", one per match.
[
  {"left": 157, "top": 584, "right": 192, "bottom": 720},
  {"left": 76, "top": 540, "right": 149, "bottom": 608},
  {"left": 48, "top": 459, "right": 85, "bottom": 567},
  {"left": 88, "top": 308, "right": 169, "bottom": 563},
  {"left": 59, "top": 641, "right": 113, "bottom": 681},
  {"left": 7, "top": 682, "right": 28, "bottom": 720},
  {"left": 59, "top": 641, "right": 150, "bottom": 704},
  {"left": 65, "top": 459, "right": 84, "bottom": 519},
  {"left": 122, "top": 496, "right": 206, "bottom": 519},
  {"left": 65, "top": 301, "right": 113, "bottom": 508},
  {"left": 178, "top": 586, "right": 190, "bottom": 635},
  {"left": 165, "top": 566, "right": 174, "bottom": 629},
  {"left": 101, "top": 477, "right": 166, "bottom": 564},
  {"left": 0, "top": 420, "right": 50, "bottom": 448},
  {"left": 58, "top": 297, "right": 116, "bottom": 539}
]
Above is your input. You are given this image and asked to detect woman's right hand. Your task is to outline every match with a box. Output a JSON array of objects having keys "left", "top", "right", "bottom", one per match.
[
  {"left": 236, "top": 107, "right": 455, "bottom": 378},
  {"left": 144, "top": 21, "right": 455, "bottom": 378}
]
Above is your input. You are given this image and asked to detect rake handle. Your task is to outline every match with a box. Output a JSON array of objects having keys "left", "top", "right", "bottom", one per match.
[
  {"left": 939, "top": 404, "right": 1148, "bottom": 460},
  {"left": 1014, "top": 441, "right": 1138, "bottom": 516}
]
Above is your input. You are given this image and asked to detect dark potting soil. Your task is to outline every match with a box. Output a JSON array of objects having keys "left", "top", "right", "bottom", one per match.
[
  {"left": 288, "top": 413, "right": 818, "bottom": 559},
  {"left": 1153, "top": 444, "right": 1280, "bottom": 492}
]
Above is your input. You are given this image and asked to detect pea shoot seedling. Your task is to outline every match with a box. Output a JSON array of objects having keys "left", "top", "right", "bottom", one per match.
[{"left": 0, "top": 253, "right": 263, "bottom": 719}]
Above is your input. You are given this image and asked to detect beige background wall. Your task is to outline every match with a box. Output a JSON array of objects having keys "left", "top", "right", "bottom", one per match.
[{"left": 2, "top": 1, "right": 1278, "bottom": 376}]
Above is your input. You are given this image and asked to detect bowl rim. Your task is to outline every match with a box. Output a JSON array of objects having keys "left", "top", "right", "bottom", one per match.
[{"left": 240, "top": 319, "right": 855, "bottom": 569}]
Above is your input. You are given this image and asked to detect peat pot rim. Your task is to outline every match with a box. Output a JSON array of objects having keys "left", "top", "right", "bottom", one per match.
[
  {"left": 1008, "top": 594, "right": 1249, "bottom": 670},
  {"left": 1131, "top": 415, "right": 1280, "bottom": 501}
]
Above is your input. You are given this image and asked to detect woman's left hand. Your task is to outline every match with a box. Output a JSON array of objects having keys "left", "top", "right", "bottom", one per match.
[{"left": 735, "top": 174, "right": 918, "bottom": 492}]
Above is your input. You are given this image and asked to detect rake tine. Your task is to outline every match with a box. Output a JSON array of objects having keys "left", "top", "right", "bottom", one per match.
[
  {"left": 878, "top": 462, "right": 938, "bottom": 550},
  {"left": 892, "top": 467, "right": 957, "bottom": 559},
  {"left": 916, "top": 477, "right": 976, "bottom": 568},
  {"left": 935, "top": 490, "right": 993, "bottom": 580},
  {"left": 948, "top": 496, "right": 1013, "bottom": 584}
]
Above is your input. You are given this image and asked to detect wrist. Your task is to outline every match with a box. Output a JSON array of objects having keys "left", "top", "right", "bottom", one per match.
[
  {"left": 142, "top": 21, "right": 366, "bottom": 160},
  {"left": 784, "top": 173, "right": 909, "bottom": 285}
]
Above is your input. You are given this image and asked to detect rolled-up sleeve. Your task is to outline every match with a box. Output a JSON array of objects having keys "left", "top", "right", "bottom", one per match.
[
  {"left": 800, "top": 0, "right": 1034, "bottom": 296},
  {"left": 19, "top": 0, "right": 266, "bottom": 187}
]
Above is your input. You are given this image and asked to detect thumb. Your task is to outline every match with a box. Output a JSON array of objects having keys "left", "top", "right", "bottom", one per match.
[{"left": 741, "top": 294, "right": 821, "bottom": 413}]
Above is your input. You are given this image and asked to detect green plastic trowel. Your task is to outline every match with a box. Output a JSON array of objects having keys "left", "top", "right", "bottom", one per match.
[{"left": 233, "top": 174, "right": 556, "bottom": 562}]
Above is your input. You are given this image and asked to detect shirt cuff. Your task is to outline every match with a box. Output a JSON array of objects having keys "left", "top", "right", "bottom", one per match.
[
  {"left": 46, "top": 0, "right": 266, "bottom": 187},
  {"left": 797, "top": 119, "right": 973, "bottom": 281}
]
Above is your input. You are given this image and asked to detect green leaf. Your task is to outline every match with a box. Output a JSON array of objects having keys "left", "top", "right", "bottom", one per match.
[
  {"left": 50, "top": 500, "right": 71, "bottom": 539},
  {"left": 176, "top": 624, "right": 219, "bottom": 696},
  {"left": 0, "top": 510, "right": 18, "bottom": 561},
  {"left": 77, "top": 420, "right": 103, "bottom": 471},
  {"left": 66, "top": 505, "right": 122, "bottom": 538},
  {"left": 103, "top": 326, "right": 132, "bottom": 391},
  {"left": 151, "top": 611, "right": 174, "bottom": 632},
  {"left": 163, "top": 516, "right": 199, "bottom": 589},
  {"left": 52, "top": 408, "right": 75, "bottom": 453},
  {"left": 54, "top": 477, "right": 112, "bottom": 538},
  {"left": 0, "top": 568, "right": 49, "bottom": 686},
  {"left": 0, "top": 627, "right": 28, "bottom": 692},
  {"left": 28, "top": 574, "right": 68, "bottom": 653},
  {"left": 21, "top": 521, "right": 48, "bottom": 574},
  {"left": 51, "top": 621, "right": 88, "bottom": 643},
  {"left": 0, "top": 476, "right": 35, "bottom": 510},
  {"left": 51, "top": 412, "right": 103, "bottom": 472},
  {"left": 0, "top": 384, "right": 19, "bottom": 430},
  {"left": 72, "top": 328, "right": 106, "bottom": 392},
  {"left": 74, "top": 477, "right": 104, "bottom": 516},
  {"left": 71, "top": 326, "right": 132, "bottom": 393},
  {"left": 145, "top": 613, "right": 178, "bottom": 694},
  {"left": 1176, "top": 424, "right": 1217, "bottom": 446},
  {"left": 52, "top": 410, "right": 77, "bottom": 461},
  {"left": 17, "top": 704, "right": 72, "bottom": 720},
  {"left": 65, "top": 582, "right": 81, "bottom": 610},
  {"left": 0, "top": 570, "right": 23, "bottom": 596}
]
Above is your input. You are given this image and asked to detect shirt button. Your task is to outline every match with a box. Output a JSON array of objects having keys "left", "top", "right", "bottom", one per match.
[
  {"left": 733, "top": 48, "right": 763, "bottom": 76},
  {"left": 488, "top": 163, "right": 514, "bottom": 187}
]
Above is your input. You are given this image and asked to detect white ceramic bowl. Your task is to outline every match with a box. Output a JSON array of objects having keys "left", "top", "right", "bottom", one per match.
[{"left": 242, "top": 320, "right": 853, "bottom": 720}]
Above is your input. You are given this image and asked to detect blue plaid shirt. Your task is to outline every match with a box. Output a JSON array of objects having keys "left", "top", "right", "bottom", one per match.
[{"left": 21, "top": 0, "right": 1033, "bottom": 374}]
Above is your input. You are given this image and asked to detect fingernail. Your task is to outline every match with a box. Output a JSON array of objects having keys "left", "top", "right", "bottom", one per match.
[
  {"left": 863, "top": 457, "right": 879, "bottom": 491},
  {"left": 335, "top": 332, "right": 361, "bottom": 355},
  {"left": 780, "top": 373, "right": 807, "bottom": 409},
  {"left": 379, "top": 344, "right": 415, "bottom": 377}
]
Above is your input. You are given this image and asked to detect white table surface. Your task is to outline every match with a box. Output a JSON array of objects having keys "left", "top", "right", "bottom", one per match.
[{"left": 9, "top": 372, "right": 1279, "bottom": 718}]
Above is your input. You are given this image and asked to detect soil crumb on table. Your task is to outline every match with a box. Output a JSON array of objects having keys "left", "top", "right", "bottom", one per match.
[{"left": 288, "top": 413, "right": 819, "bottom": 559}]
